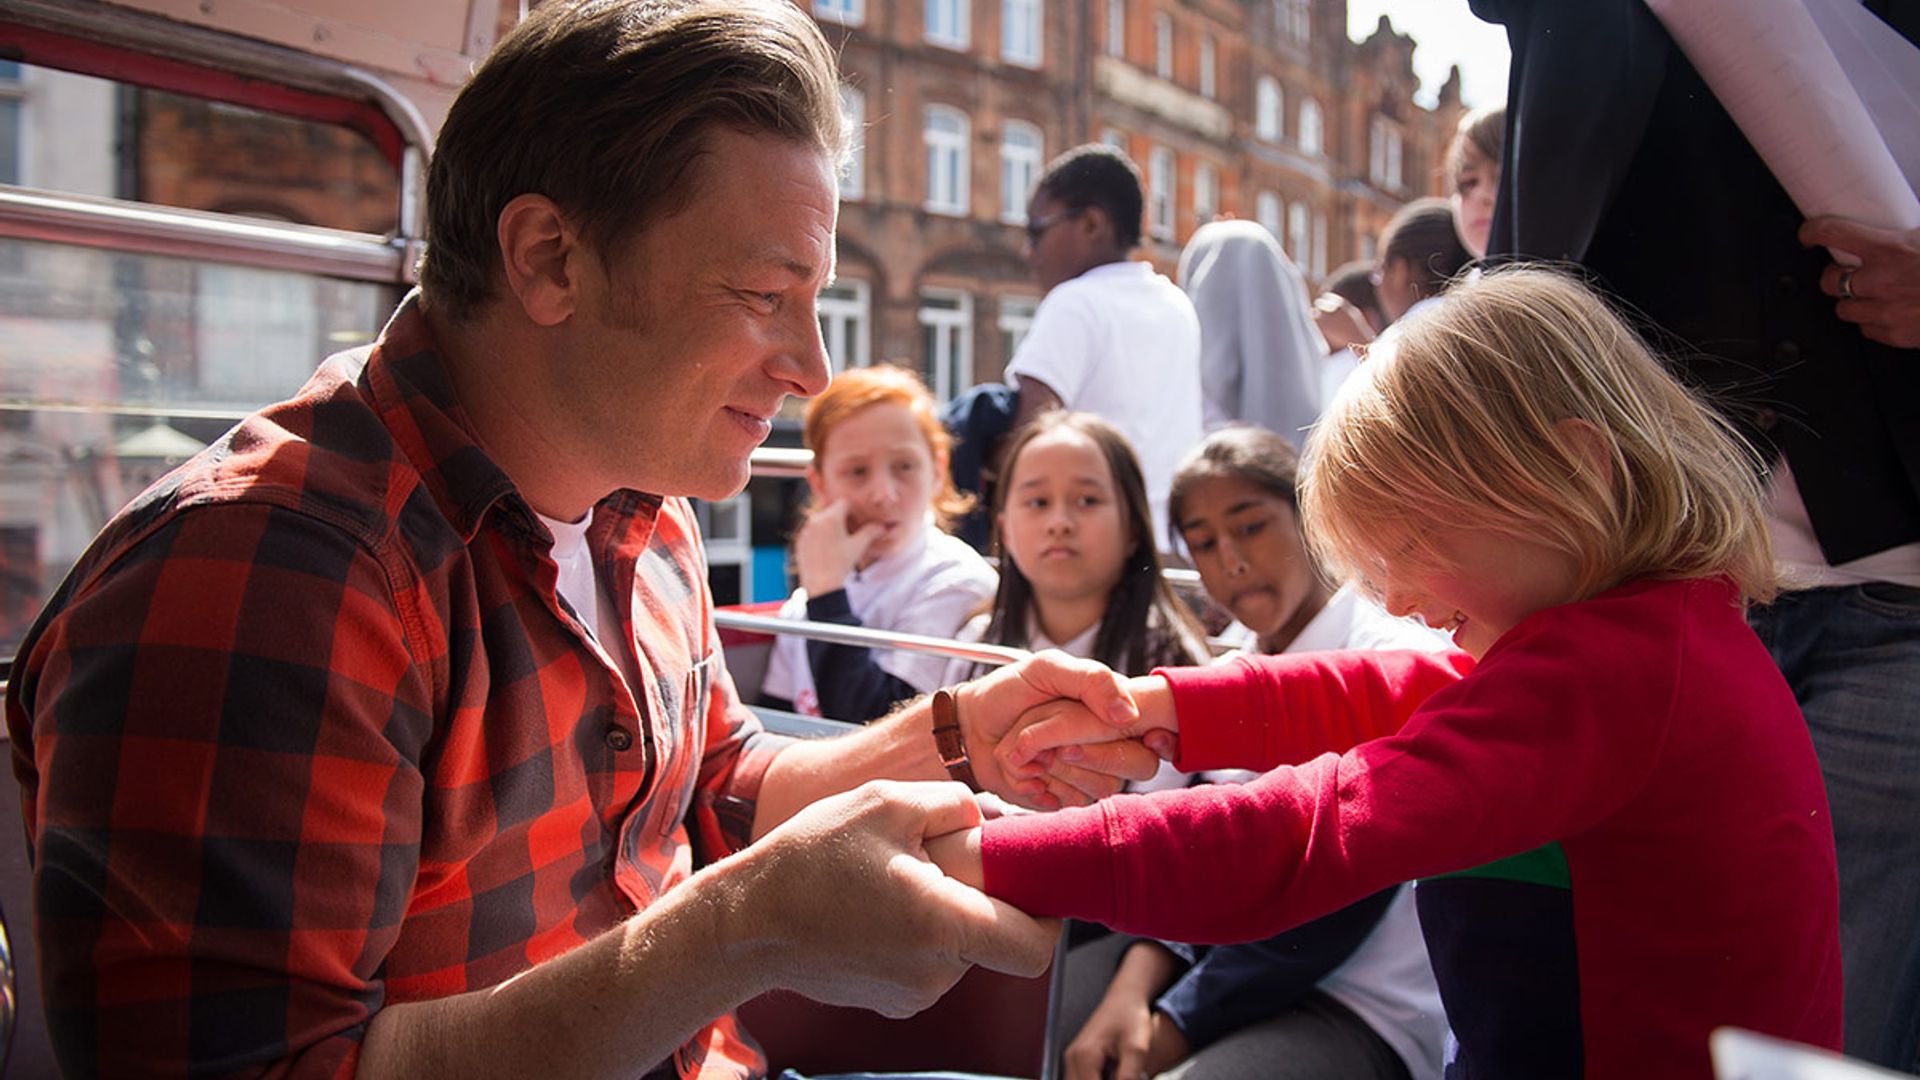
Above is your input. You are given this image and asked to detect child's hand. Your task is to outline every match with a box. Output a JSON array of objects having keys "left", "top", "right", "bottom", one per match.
[{"left": 794, "top": 500, "right": 885, "bottom": 595}]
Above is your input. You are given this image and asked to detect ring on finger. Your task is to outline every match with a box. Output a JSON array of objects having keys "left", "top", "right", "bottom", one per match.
[{"left": 1839, "top": 267, "right": 1857, "bottom": 300}]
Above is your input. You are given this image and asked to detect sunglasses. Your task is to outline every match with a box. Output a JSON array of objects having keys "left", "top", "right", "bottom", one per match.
[{"left": 1025, "top": 207, "right": 1084, "bottom": 244}]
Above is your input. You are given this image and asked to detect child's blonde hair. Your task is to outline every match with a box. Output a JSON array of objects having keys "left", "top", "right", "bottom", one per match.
[
  {"left": 1301, "top": 267, "right": 1777, "bottom": 605},
  {"left": 802, "top": 363, "right": 973, "bottom": 528}
]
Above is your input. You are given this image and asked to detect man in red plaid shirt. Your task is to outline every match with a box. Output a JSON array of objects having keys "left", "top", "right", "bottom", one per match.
[{"left": 3, "top": 2, "right": 1158, "bottom": 1077}]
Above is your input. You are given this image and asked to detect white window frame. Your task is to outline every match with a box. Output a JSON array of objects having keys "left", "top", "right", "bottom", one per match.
[
  {"left": 1277, "top": 0, "right": 1309, "bottom": 43},
  {"left": 1369, "top": 116, "right": 1403, "bottom": 190},
  {"left": 813, "top": 0, "right": 864, "bottom": 26},
  {"left": 999, "top": 295, "right": 1039, "bottom": 358},
  {"left": 1256, "top": 77, "right": 1282, "bottom": 143},
  {"left": 1000, "top": 120, "right": 1044, "bottom": 224},
  {"left": 837, "top": 83, "right": 865, "bottom": 201},
  {"left": 1299, "top": 97, "right": 1323, "bottom": 155},
  {"left": 1193, "top": 161, "right": 1218, "bottom": 225},
  {"left": 1312, "top": 210, "right": 1328, "bottom": 280},
  {"left": 817, "top": 278, "right": 871, "bottom": 373},
  {"left": 1154, "top": 13, "right": 1174, "bottom": 79},
  {"left": 1001, "top": 0, "right": 1042, "bottom": 67},
  {"left": 919, "top": 288, "right": 975, "bottom": 402},
  {"left": 925, "top": 0, "right": 970, "bottom": 50},
  {"left": 1288, "top": 201, "right": 1309, "bottom": 266},
  {"left": 1101, "top": 126, "right": 1128, "bottom": 153},
  {"left": 1199, "top": 34, "right": 1216, "bottom": 99},
  {"left": 1148, "top": 145, "right": 1176, "bottom": 242},
  {"left": 1256, "top": 190, "right": 1281, "bottom": 239},
  {"left": 1106, "top": 0, "right": 1126, "bottom": 58},
  {"left": 924, "top": 104, "right": 970, "bottom": 216}
]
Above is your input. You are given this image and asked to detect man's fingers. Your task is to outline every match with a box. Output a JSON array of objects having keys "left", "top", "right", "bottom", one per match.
[
  {"left": 895, "top": 779, "right": 986, "bottom": 841},
  {"left": 935, "top": 878, "right": 1060, "bottom": 978},
  {"left": 1020, "top": 650, "right": 1140, "bottom": 727},
  {"left": 1800, "top": 214, "right": 1896, "bottom": 257}
]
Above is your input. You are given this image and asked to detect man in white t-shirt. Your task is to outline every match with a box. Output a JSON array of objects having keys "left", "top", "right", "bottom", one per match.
[{"left": 1004, "top": 145, "right": 1202, "bottom": 545}]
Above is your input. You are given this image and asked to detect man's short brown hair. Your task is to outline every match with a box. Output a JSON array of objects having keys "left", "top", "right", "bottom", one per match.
[{"left": 419, "top": 0, "right": 846, "bottom": 320}]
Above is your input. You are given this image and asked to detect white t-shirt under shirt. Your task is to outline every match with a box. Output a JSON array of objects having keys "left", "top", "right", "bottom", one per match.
[
  {"left": 762, "top": 522, "right": 996, "bottom": 717},
  {"left": 1005, "top": 260, "right": 1204, "bottom": 546},
  {"left": 536, "top": 510, "right": 641, "bottom": 693}
]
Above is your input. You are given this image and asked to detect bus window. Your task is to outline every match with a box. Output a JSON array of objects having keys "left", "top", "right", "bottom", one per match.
[{"left": 0, "top": 54, "right": 415, "bottom": 661}]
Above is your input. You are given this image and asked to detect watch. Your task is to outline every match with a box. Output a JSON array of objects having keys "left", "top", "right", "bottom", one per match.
[{"left": 930, "top": 688, "right": 981, "bottom": 792}]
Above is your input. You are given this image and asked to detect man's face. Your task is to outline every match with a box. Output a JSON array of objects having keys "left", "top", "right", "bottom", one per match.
[
  {"left": 564, "top": 128, "right": 836, "bottom": 501},
  {"left": 1023, "top": 190, "right": 1098, "bottom": 294}
]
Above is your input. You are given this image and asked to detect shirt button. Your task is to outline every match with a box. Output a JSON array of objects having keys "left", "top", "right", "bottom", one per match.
[{"left": 606, "top": 727, "right": 633, "bottom": 751}]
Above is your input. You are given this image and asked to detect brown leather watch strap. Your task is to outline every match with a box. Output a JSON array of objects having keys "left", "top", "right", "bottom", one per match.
[{"left": 930, "top": 688, "right": 980, "bottom": 792}]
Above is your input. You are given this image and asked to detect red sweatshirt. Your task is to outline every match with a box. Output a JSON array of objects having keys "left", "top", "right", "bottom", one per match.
[{"left": 983, "top": 577, "right": 1842, "bottom": 1077}]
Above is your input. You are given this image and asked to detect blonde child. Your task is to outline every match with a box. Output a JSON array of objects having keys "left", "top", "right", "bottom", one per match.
[
  {"left": 947, "top": 411, "right": 1208, "bottom": 682},
  {"left": 761, "top": 365, "right": 995, "bottom": 721},
  {"left": 934, "top": 269, "right": 1843, "bottom": 1078}
]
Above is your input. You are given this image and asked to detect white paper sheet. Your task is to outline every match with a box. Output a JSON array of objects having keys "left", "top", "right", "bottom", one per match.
[{"left": 1645, "top": 0, "right": 1920, "bottom": 242}]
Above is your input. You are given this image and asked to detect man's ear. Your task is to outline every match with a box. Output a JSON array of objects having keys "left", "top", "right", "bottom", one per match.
[
  {"left": 496, "top": 193, "right": 580, "bottom": 328},
  {"left": 806, "top": 466, "right": 828, "bottom": 503}
]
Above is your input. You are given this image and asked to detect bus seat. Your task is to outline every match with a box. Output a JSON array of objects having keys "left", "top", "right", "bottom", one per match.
[{"left": 738, "top": 939, "right": 1065, "bottom": 1080}]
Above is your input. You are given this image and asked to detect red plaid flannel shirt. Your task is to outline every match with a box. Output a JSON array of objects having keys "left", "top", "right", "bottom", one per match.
[{"left": 5, "top": 295, "right": 789, "bottom": 1078}]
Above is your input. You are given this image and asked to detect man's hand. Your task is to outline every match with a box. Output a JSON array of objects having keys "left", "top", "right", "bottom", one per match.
[
  {"left": 955, "top": 651, "right": 1160, "bottom": 809},
  {"left": 1802, "top": 215, "right": 1920, "bottom": 350},
  {"left": 736, "top": 780, "right": 1057, "bottom": 1017},
  {"left": 1000, "top": 674, "right": 1182, "bottom": 781},
  {"left": 794, "top": 500, "right": 885, "bottom": 596}
]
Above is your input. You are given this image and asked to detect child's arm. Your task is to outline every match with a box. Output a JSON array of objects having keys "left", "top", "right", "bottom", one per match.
[
  {"left": 1007, "top": 650, "right": 1472, "bottom": 776},
  {"left": 925, "top": 821, "right": 984, "bottom": 890}
]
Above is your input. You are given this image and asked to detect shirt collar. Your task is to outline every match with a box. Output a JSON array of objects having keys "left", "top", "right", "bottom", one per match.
[{"left": 363, "top": 292, "right": 663, "bottom": 548}]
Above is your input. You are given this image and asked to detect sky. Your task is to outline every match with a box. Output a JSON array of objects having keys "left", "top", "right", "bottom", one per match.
[{"left": 1347, "top": 0, "right": 1511, "bottom": 110}]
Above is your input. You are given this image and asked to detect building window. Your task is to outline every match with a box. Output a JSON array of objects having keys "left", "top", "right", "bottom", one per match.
[
  {"left": 1199, "top": 35, "right": 1217, "bottom": 100},
  {"left": 1299, "top": 98, "right": 1323, "bottom": 155},
  {"left": 1256, "top": 77, "right": 1282, "bottom": 143},
  {"left": 919, "top": 288, "right": 974, "bottom": 402},
  {"left": 1000, "top": 120, "right": 1044, "bottom": 224},
  {"left": 1257, "top": 191, "right": 1281, "bottom": 238},
  {"left": 1194, "top": 162, "right": 1218, "bottom": 225},
  {"left": 926, "top": 0, "right": 969, "bottom": 49},
  {"left": 813, "top": 0, "right": 864, "bottom": 26},
  {"left": 999, "top": 296, "right": 1039, "bottom": 361},
  {"left": 1154, "top": 13, "right": 1174, "bottom": 79},
  {"left": 838, "top": 83, "right": 865, "bottom": 201},
  {"left": 818, "top": 279, "right": 871, "bottom": 372},
  {"left": 925, "top": 105, "right": 970, "bottom": 215},
  {"left": 1288, "top": 201, "right": 1309, "bottom": 266},
  {"left": 1369, "top": 116, "right": 1403, "bottom": 190},
  {"left": 0, "top": 60, "right": 21, "bottom": 186},
  {"left": 1106, "top": 0, "right": 1126, "bottom": 58},
  {"left": 1002, "top": 0, "right": 1042, "bottom": 66},
  {"left": 1101, "top": 127, "right": 1129, "bottom": 153},
  {"left": 1276, "top": 0, "right": 1309, "bottom": 43},
  {"left": 1148, "top": 146, "right": 1175, "bottom": 242},
  {"left": 1312, "top": 210, "right": 1328, "bottom": 280}
]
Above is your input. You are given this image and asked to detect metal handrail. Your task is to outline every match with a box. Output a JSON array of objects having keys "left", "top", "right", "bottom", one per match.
[
  {"left": 714, "top": 610, "right": 1029, "bottom": 668},
  {"left": 0, "top": 186, "right": 409, "bottom": 284}
]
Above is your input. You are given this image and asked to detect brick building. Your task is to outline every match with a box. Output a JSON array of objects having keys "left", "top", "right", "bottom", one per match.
[{"left": 813, "top": 0, "right": 1463, "bottom": 393}]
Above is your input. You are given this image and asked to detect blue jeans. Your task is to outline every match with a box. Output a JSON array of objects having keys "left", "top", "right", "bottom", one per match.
[{"left": 1750, "top": 583, "right": 1920, "bottom": 1070}]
